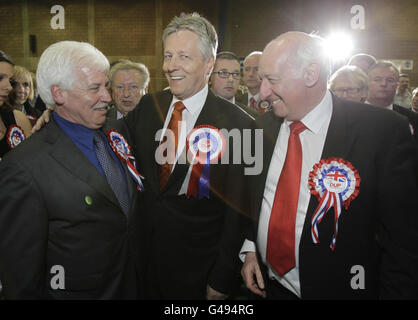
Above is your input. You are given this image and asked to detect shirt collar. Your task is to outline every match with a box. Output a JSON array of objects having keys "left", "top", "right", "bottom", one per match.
[
  {"left": 365, "top": 100, "right": 393, "bottom": 110},
  {"left": 248, "top": 92, "right": 259, "bottom": 101},
  {"left": 52, "top": 112, "right": 96, "bottom": 150},
  {"left": 285, "top": 90, "right": 332, "bottom": 134},
  {"left": 171, "top": 84, "right": 208, "bottom": 115}
]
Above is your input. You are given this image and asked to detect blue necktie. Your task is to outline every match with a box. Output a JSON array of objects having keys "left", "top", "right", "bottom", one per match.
[{"left": 94, "top": 130, "right": 130, "bottom": 216}]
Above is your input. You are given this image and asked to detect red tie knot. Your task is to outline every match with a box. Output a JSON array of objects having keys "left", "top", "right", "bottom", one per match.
[
  {"left": 290, "top": 121, "right": 307, "bottom": 135},
  {"left": 174, "top": 101, "right": 186, "bottom": 113}
]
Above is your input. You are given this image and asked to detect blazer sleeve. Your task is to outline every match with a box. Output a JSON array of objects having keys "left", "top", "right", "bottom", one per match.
[
  {"left": 206, "top": 117, "right": 255, "bottom": 295},
  {"left": 377, "top": 118, "right": 418, "bottom": 299},
  {"left": 0, "top": 161, "right": 48, "bottom": 299}
]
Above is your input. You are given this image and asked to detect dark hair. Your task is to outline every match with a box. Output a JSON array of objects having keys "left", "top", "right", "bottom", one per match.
[{"left": 0, "top": 51, "right": 14, "bottom": 66}]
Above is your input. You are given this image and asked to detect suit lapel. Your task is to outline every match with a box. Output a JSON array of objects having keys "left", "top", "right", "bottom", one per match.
[
  {"left": 145, "top": 91, "right": 172, "bottom": 194},
  {"left": 320, "top": 96, "right": 352, "bottom": 159},
  {"left": 101, "top": 123, "right": 136, "bottom": 203},
  {"left": 46, "top": 119, "right": 121, "bottom": 209},
  {"left": 303, "top": 96, "right": 354, "bottom": 242},
  {"left": 253, "top": 112, "right": 283, "bottom": 222},
  {"left": 162, "top": 91, "right": 218, "bottom": 193}
]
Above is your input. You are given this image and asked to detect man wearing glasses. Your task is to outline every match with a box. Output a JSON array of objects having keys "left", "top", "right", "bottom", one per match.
[{"left": 210, "top": 51, "right": 258, "bottom": 117}]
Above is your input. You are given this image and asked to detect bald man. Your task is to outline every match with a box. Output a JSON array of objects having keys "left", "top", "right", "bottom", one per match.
[{"left": 241, "top": 32, "right": 418, "bottom": 299}]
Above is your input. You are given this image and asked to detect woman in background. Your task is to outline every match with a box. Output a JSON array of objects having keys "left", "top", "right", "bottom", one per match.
[
  {"left": 329, "top": 65, "right": 369, "bottom": 103},
  {"left": 9, "top": 65, "right": 41, "bottom": 126},
  {"left": 0, "top": 51, "right": 32, "bottom": 159}
]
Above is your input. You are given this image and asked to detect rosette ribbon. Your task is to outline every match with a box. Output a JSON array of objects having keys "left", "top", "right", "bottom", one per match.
[
  {"left": 7, "top": 125, "right": 26, "bottom": 150},
  {"left": 308, "top": 158, "right": 361, "bottom": 250},
  {"left": 106, "top": 129, "right": 144, "bottom": 191},
  {"left": 186, "top": 125, "right": 225, "bottom": 199}
]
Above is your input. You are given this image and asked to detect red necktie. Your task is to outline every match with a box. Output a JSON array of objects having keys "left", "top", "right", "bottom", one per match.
[
  {"left": 266, "top": 121, "right": 307, "bottom": 276},
  {"left": 249, "top": 97, "right": 256, "bottom": 110},
  {"left": 158, "top": 101, "right": 186, "bottom": 189}
]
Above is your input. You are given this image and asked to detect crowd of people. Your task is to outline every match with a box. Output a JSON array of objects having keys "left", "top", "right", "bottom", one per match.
[{"left": 0, "top": 12, "right": 417, "bottom": 300}]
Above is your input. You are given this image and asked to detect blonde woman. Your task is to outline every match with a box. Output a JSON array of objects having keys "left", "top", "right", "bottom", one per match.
[{"left": 0, "top": 52, "right": 32, "bottom": 158}]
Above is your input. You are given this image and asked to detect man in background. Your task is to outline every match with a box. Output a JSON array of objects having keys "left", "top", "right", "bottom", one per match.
[
  {"left": 394, "top": 73, "right": 412, "bottom": 109},
  {"left": 366, "top": 61, "right": 418, "bottom": 142},
  {"left": 108, "top": 60, "right": 150, "bottom": 119},
  {"left": 236, "top": 51, "right": 262, "bottom": 111},
  {"left": 210, "top": 51, "right": 258, "bottom": 117}
]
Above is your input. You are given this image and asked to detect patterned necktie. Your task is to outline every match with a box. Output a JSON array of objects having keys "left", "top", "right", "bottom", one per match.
[
  {"left": 266, "top": 121, "right": 307, "bottom": 276},
  {"left": 249, "top": 97, "right": 256, "bottom": 110},
  {"left": 94, "top": 130, "right": 130, "bottom": 216},
  {"left": 158, "top": 101, "right": 186, "bottom": 189}
]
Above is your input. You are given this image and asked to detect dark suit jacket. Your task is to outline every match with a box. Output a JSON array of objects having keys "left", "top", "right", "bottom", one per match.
[
  {"left": 0, "top": 118, "right": 140, "bottom": 299},
  {"left": 125, "top": 89, "right": 254, "bottom": 299},
  {"left": 393, "top": 103, "right": 418, "bottom": 144},
  {"left": 106, "top": 105, "right": 118, "bottom": 120},
  {"left": 249, "top": 95, "right": 418, "bottom": 299},
  {"left": 235, "top": 92, "right": 248, "bottom": 108}
]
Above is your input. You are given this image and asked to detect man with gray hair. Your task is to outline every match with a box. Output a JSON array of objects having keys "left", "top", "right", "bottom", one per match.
[
  {"left": 124, "top": 12, "right": 254, "bottom": 299},
  {"left": 108, "top": 59, "right": 150, "bottom": 119},
  {"left": 0, "top": 41, "right": 140, "bottom": 299},
  {"left": 241, "top": 32, "right": 418, "bottom": 299},
  {"left": 366, "top": 61, "right": 418, "bottom": 143},
  {"left": 236, "top": 51, "right": 263, "bottom": 112}
]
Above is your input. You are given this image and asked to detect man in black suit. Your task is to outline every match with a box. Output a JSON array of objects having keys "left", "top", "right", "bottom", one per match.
[
  {"left": 0, "top": 41, "right": 140, "bottom": 299},
  {"left": 209, "top": 51, "right": 258, "bottom": 118},
  {"left": 124, "top": 13, "right": 254, "bottom": 299},
  {"left": 107, "top": 60, "right": 150, "bottom": 120},
  {"left": 241, "top": 32, "right": 418, "bottom": 299},
  {"left": 366, "top": 60, "right": 418, "bottom": 143}
]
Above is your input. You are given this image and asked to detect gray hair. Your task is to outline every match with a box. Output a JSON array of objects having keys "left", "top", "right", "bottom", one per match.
[
  {"left": 36, "top": 41, "right": 109, "bottom": 109},
  {"left": 347, "top": 53, "right": 377, "bottom": 71},
  {"left": 290, "top": 33, "right": 331, "bottom": 81},
  {"left": 243, "top": 51, "right": 262, "bottom": 65},
  {"left": 109, "top": 60, "right": 150, "bottom": 90},
  {"left": 368, "top": 60, "right": 400, "bottom": 79},
  {"left": 162, "top": 12, "right": 218, "bottom": 61},
  {"left": 329, "top": 65, "right": 368, "bottom": 91}
]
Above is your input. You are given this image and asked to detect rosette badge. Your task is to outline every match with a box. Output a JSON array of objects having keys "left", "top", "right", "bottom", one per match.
[
  {"left": 185, "top": 125, "right": 225, "bottom": 199},
  {"left": 106, "top": 129, "right": 145, "bottom": 191},
  {"left": 7, "top": 125, "right": 26, "bottom": 150},
  {"left": 308, "top": 158, "right": 361, "bottom": 250}
]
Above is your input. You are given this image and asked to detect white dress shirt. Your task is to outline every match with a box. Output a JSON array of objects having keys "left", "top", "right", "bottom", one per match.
[
  {"left": 159, "top": 85, "right": 208, "bottom": 194},
  {"left": 240, "top": 90, "right": 333, "bottom": 297},
  {"left": 365, "top": 100, "right": 393, "bottom": 110}
]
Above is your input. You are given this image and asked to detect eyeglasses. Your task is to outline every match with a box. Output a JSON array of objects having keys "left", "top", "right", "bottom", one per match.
[
  {"left": 213, "top": 70, "right": 241, "bottom": 80},
  {"left": 333, "top": 87, "right": 362, "bottom": 95}
]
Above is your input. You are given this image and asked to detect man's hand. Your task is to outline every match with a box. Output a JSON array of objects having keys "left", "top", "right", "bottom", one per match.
[
  {"left": 206, "top": 285, "right": 228, "bottom": 300},
  {"left": 31, "top": 109, "right": 52, "bottom": 134},
  {"left": 241, "top": 251, "right": 266, "bottom": 298}
]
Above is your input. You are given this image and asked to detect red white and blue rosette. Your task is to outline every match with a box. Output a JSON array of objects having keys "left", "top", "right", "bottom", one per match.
[
  {"left": 7, "top": 125, "right": 26, "bottom": 150},
  {"left": 106, "top": 129, "right": 144, "bottom": 191},
  {"left": 308, "top": 157, "right": 361, "bottom": 250},
  {"left": 185, "top": 125, "right": 225, "bottom": 199}
]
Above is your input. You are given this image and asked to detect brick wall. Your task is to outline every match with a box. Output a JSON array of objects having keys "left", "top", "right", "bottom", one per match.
[{"left": 1, "top": 0, "right": 417, "bottom": 89}]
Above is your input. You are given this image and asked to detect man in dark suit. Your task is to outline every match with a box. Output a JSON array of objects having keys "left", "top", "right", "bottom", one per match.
[
  {"left": 124, "top": 13, "right": 254, "bottom": 299},
  {"left": 106, "top": 60, "right": 150, "bottom": 120},
  {"left": 235, "top": 51, "right": 262, "bottom": 110},
  {"left": 241, "top": 32, "right": 418, "bottom": 299},
  {"left": 0, "top": 41, "right": 140, "bottom": 299},
  {"left": 209, "top": 51, "right": 258, "bottom": 118},
  {"left": 366, "top": 60, "right": 418, "bottom": 143}
]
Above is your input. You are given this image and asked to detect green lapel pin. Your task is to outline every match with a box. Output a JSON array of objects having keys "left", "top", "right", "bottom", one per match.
[{"left": 85, "top": 195, "right": 93, "bottom": 205}]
